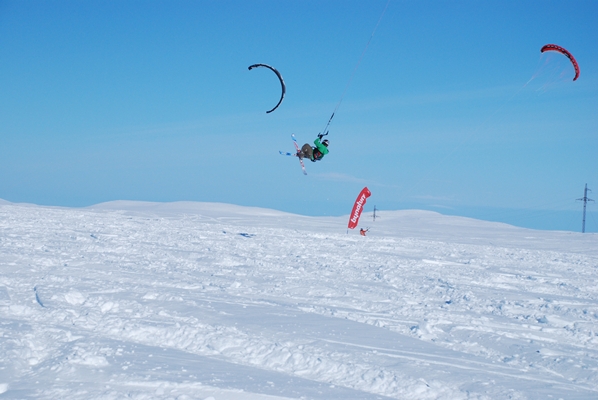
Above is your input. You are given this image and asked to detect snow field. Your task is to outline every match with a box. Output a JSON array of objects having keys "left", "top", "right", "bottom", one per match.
[{"left": 1, "top": 201, "right": 597, "bottom": 399}]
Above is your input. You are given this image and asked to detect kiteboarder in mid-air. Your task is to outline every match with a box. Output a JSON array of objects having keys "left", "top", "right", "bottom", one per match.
[
  {"left": 279, "top": 133, "right": 329, "bottom": 175},
  {"left": 298, "top": 133, "right": 329, "bottom": 162}
]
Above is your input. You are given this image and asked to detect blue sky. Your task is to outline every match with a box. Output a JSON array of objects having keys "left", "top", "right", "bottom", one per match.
[{"left": 1, "top": 0, "right": 596, "bottom": 232}]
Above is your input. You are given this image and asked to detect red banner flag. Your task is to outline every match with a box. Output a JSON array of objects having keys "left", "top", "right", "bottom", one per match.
[{"left": 348, "top": 187, "right": 371, "bottom": 229}]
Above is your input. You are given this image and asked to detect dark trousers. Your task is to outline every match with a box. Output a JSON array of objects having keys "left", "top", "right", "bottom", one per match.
[{"left": 300, "top": 144, "right": 313, "bottom": 160}]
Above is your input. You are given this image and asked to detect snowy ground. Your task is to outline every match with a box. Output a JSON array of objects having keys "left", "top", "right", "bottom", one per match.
[{"left": 1, "top": 200, "right": 597, "bottom": 399}]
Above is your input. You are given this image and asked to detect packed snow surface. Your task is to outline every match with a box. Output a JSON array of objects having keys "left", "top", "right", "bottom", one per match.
[{"left": 1, "top": 200, "right": 597, "bottom": 399}]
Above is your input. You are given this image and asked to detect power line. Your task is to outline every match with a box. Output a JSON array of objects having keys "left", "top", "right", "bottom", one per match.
[
  {"left": 372, "top": 205, "right": 379, "bottom": 221},
  {"left": 576, "top": 183, "right": 594, "bottom": 233}
]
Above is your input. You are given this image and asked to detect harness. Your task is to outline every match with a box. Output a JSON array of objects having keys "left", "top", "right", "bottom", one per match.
[{"left": 313, "top": 148, "right": 323, "bottom": 161}]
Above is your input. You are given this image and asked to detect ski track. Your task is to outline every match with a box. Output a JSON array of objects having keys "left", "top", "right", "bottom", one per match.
[{"left": 1, "top": 201, "right": 597, "bottom": 399}]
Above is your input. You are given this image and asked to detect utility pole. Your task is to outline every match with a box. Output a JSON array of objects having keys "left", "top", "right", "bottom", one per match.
[
  {"left": 576, "top": 183, "right": 594, "bottom": 233},
  {"left": 372, "top": 205, "right": 379, "bottom": 222}
]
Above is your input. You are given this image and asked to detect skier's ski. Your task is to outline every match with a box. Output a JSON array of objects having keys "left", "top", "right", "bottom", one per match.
[{"left": 291, "top": 134, "right": 307, "bottom": 175}]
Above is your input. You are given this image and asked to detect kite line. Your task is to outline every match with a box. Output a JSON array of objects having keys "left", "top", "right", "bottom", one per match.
[{"left": 320, "top": 0, "right": 392, "bottom": 135}]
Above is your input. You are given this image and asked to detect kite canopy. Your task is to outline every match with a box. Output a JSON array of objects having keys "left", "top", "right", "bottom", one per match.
[
  {"left": 540, "top": 44, "right": 580, "bottom": 81},
  {"left": 248, "top": 63, "right": 286, "bottom": 113}
]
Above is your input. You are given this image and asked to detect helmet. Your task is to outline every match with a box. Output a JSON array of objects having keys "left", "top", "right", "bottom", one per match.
[{"left": 322, "top": 139, "right": 329, "bottom": 147}]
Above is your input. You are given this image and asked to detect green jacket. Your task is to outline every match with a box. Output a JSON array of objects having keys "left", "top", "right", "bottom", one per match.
[{"left": 312, "top": 138, "right": 329, "bottom": 161}]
